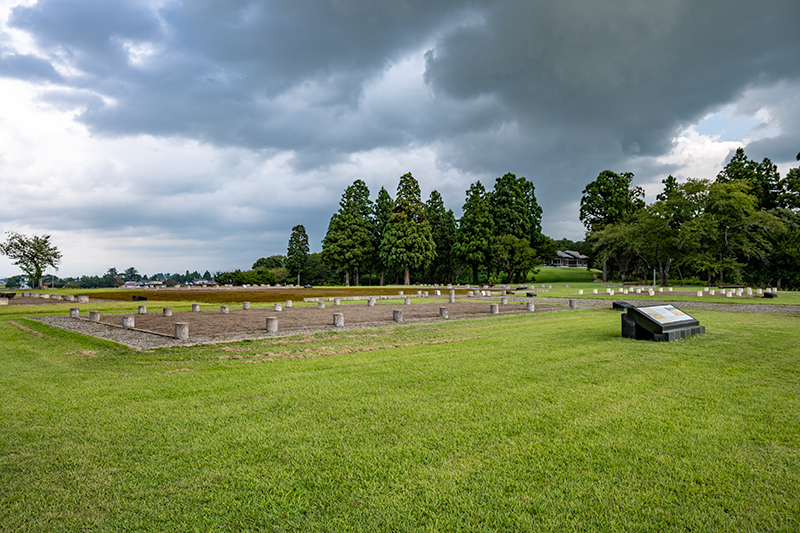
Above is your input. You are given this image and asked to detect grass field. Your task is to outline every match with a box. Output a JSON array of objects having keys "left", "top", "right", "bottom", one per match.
[{"left": 2, "top": 299, "right": 799, "bottom": 531}]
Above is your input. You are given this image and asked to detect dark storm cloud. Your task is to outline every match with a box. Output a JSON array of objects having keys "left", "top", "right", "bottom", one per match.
[
  {"left": 3, "top": 0, "right": 799, "bottom": 252},
  {"left": 424, "top": 0, "right": 800, "bottom": 159},
  {"left": 8, "top": 0, "right": 478, "bottom": 154}
]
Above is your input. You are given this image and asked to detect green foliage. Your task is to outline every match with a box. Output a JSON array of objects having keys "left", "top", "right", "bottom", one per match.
[
  {"left": 492, "top": 234, "right": 541, "bottom": 283},
  {"left": 781, "top": 166, "right": 800, "bottom": 209},
  {"left": 302, "top": 252, "right": 334, "bottom": 286},
  {"left": 123, "top": 267, "right": 140, "bottom": 282},
  {"left": 424, "top": 190, "right": 458, "bottom": 284},
  {"left": 252, "top": 255, "right": 286, "bottom": 270},
  {"left": 579, "top": 170, "right": 645, "bottom": 232},
  {"left": 453, "top": 181, "right": 495, "bottom": 284},
  {"left": 286, "top": 224, "right": 309, "bottom": 285},
  {"left": 322, "top": 180, "right": 374, "bottom": 285},
  {"left": 0, "top": 231, "right": 62, "bottom": 289},
  {"left": 489, "top": 172, "right": 543, "bottom": 245},
  {"left": 371, "top": 186, "right": 395, "bottom": 284},
  {"left": 716, "top": 147, "right": 783, "bottom": 210},
  {"left": 379, "top": 173, "right": 435, "bottom": 285},
  {"left": 214, "top": 268, "right": 277, "bottom": 286}
]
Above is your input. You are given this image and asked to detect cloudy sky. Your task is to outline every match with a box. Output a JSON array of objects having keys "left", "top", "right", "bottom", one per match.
[{"left": 1, "top": 0, "right": 798, "bottom": 278}]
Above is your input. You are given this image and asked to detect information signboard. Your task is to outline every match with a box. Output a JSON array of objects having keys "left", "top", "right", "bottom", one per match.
[{"left": 622, "top": 305, "right": 705, "bottom": 342}]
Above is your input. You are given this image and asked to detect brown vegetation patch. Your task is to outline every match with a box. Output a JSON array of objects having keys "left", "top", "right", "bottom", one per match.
[
  {"left": 88, "top": 286, "right": 464, "bottom": 304},
  {"left": 8, "top": 320, "right": 44, "bottom": 337}
]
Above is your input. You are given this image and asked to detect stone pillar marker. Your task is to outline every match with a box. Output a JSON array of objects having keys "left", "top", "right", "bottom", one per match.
[
  {"left": 51, "top": 294, "right": 62, "bottom": 300},
  {"left": 423, "top": 291, "right": 428, "bottom": 297},
  {"left": 0, "top": 298, "right": 7, "bottom": 306},
  {"left": 274, "top": 303, "right": 282, "bottom": 311},
  {"left": 334, "top": 298, "right": 341, "bottom": 305},
  {"left": 367, "top": 298, "right": 376, "bottom": 307},
  {"left": 490, "top": 304, "right": 499, "bottom": 314},
  {"left": 434, "top": 290, "right": 441, "bottom": 296},
  {"left": 123, "top": 316, "right": 135, "bottom": 329},
  {"left": 266, "top": 317, "right": 278, "bottom": 333},
  {"left": 40, "top": 294, "right": 50, "bottom": 299},
  {"left": 569, "top": 299, "right": 577, "bottom": 309},
  {"left": 220, "top": 305, "right": 229, "bottom": 314},
  {"left": 191, "top": 304, "right": 200, "bottom": 312},
  {"left": 286, "top": 300, "right": 293, "bottom": 308},
  {"left": 609, "top": 290, "right": 615, "bottom": 296},
  {"left": 697, "top": 290, "right": 703, "bottom": 297},
  {"left": 439, "top": 307, "right": 448, "bottom": 319},
  {"left": 333, "top": 313, "right": 344, "bottom": 327},
  {"left": 593, "top": 289, "right": 598, "bottom": 294},
  {"left": 64, "top": 294, "right": 75, "bottom": 301},
  {"left": 243, "top": 301, "right": 251, "bottom": 310},
  {"left": 70, "top": 308, "right": 80, "bottom": 318},
  {"left": 404, "top": 298, "right": 411, "bottom": 305},
  {"left": 449, "top": 292, "right": 456, "bottom": 304},
  {"left": 393, "top": 310, "right": 403, "bottom": 322},
  {"left": 501, "top": 297, "right": 508, "bottom": 305},
  {"left": 399, "top": 290, "right": 404, "bottom": 296},
  {"left": 527, "top": 302, "right": 535, "bottom": 312},
  {"left": 163, "top": 308, "right": 173, "bottom": 317},
  {"left": 77, "top": 295, "right": 89, "bottom": 303},
  {"left": 89, "top": 310, "right": 100, "bottom": 323},
  {"left": 501, "top": 290, "right": 507, "bottom": 296},
  {"left": 578, "top": 289, "right": 584, "bottom": 295},
  {"left": 669, "top": 287, "right": 673, "bottom": 292},
  {"left": 468, "top": 291, "right": 474, "bottom": 297},
  {"left": 710, "top": 290, "right": 715, "bottom": 296},
  {"left": 175, "top": 322, "right": 189, "bottom": 340}
]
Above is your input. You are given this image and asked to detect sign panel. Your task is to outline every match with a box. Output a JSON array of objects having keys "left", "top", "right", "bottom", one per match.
[{"left": 635, "top": 305, "right": 692, "bottom": 326}]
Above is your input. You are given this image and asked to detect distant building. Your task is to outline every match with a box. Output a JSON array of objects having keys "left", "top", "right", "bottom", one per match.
[
  {"left": 550, "top": 250, "right": 589, "bottom": 268},
  {"left": 190, "top": 279, "right": 218, "bottom": 287}
]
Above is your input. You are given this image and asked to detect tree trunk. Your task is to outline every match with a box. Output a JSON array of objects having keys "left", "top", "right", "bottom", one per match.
[
  {"left": 355, "top": 267, "right": 360, "bottom": 286},
  {"left": 380, "top": 270, "right": 384, "bottom": 286},
  {"left": 297, "top": 273, "right": 300, "bottom": 286},
  {"left": 404, "top": 267, "right": 410, "bottom": 286},
  {"left": 602, "top": 259, "right": 608, "bottom": 282},
  {"left": 345, "top": 270, "right": 350, "bottom": 286}
]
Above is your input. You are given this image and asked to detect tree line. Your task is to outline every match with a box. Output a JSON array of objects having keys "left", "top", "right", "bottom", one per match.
[
  {"left": 282, "top": 172, "right": 552, "bottom": 286},
  {"left": 580, "top": 148, "right": 800, "bottom": 288}
]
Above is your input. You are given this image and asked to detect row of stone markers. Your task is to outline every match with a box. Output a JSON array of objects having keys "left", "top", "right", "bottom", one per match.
[
  {"left": 68, "top": 307, "right": 190, "bottom": 339},
  {"left": 18, "top": 293, "right": 89, "bottom": 302},
  {"left": 575, "top": 286, "right": 772, "bottom": 297}
]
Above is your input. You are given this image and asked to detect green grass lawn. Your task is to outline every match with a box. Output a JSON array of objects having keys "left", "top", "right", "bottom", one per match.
[{"left": 1, "top": 303, "right": 799, "bottom": 531}]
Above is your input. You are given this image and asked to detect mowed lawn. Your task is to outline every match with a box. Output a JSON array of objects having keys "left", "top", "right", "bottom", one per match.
[{"left": 1, "top": 305, "right": 799, "bottom": 531}]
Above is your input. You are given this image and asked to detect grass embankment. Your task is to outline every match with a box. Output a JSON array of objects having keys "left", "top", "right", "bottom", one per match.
[{"left": 1, "top": 301, "right": 799, "bottom": 531}]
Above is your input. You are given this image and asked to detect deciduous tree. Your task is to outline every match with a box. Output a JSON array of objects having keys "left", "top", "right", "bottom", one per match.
[
  {"left": 0, "top": 232, "right": 63, "bottom": 289},
  {"left": 579, "top": 170, "right": 644, "bottom": 281}
]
